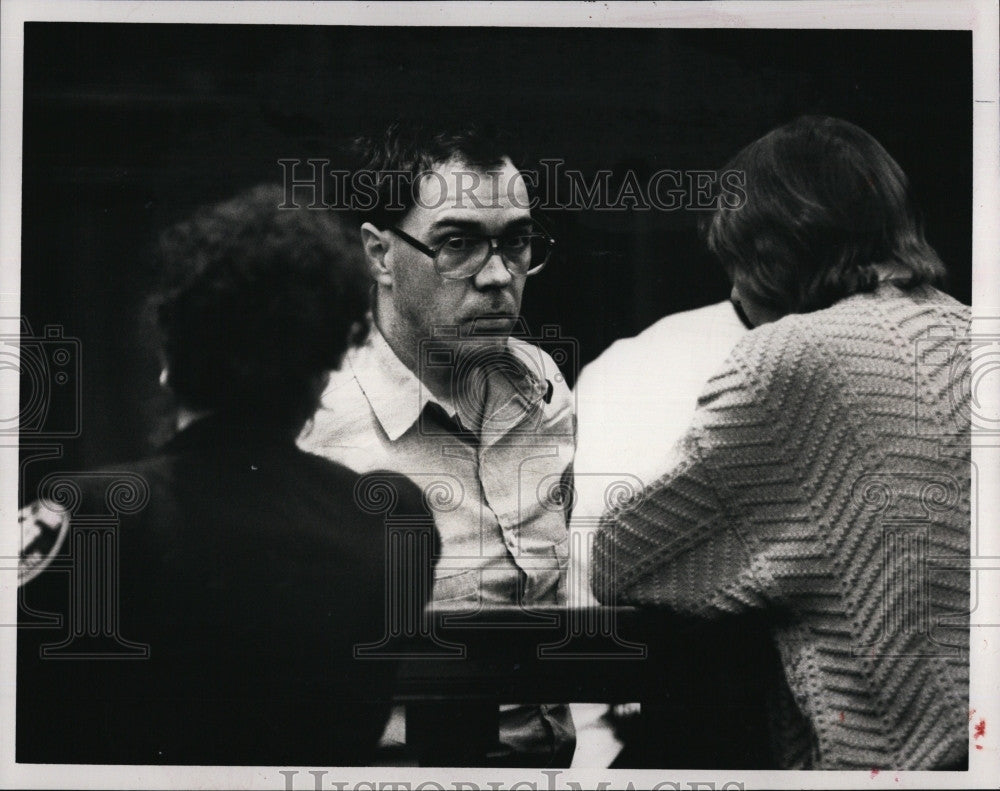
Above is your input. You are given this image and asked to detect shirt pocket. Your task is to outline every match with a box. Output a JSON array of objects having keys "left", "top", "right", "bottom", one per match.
[
  {"left": 521, "top": 536, "right": 569, "bottom": 605},
  {"left": 432, "top": 568, "right": 480, "bottom": 605}
]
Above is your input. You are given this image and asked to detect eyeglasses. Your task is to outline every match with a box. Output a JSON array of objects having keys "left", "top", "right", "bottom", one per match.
[{"left": 387, "top": 225, "right": 555, "bottom": 280}]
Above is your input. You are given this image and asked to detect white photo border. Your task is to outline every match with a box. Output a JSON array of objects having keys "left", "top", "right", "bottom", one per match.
[{"left": 1, "top": 2, "right": 997, "bottom": 789}]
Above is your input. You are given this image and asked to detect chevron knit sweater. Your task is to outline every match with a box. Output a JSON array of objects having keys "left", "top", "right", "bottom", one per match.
[{"left": 592, "top": 283, "right": 970, "bottom": 769}]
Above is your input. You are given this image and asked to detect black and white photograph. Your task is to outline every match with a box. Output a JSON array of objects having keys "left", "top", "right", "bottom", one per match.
[{"left": 1, "top": 1, "right": 998, "bottom": 789}]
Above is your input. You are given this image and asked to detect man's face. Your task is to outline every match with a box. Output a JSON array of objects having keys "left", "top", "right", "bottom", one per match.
[{"left": 377, "top": 156, "right": 532, "bottom": 352}]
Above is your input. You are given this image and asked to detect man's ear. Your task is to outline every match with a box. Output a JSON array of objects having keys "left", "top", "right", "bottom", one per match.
[{"left": 360, "top": 223, "right": 393, "bottom": 287}]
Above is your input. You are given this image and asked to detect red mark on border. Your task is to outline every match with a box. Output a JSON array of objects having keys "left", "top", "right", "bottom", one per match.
[
  {"left": 870, "top": 768, "right": 880, "bottom": 778},
  {"left": 969, "top": 707, "right": 977, "bottom": 722},
  {"left": 974, "top": 718, "right": 986, "bottom": 739}
]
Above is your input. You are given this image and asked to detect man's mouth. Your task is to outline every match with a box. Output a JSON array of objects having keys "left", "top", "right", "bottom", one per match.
[{"left": 465, "top": 313, "right": 519, "bottom": 334}]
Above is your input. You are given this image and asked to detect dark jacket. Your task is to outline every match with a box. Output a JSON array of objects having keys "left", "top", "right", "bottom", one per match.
[{"left": 17, "top": 414, "right": 436, "bottom": 765}]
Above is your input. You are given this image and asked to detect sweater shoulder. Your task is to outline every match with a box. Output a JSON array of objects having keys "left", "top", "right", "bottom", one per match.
[
  {"left": 705, "top": 286, "right": 968, "bottom": 406},
  {"left": 694, "top": 310, "right": 822, "bottom": 419}
]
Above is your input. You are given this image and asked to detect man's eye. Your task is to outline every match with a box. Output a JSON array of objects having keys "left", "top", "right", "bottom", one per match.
[
  {"left": 502, "top": 234, "right": 531, "bottom": 249},
  {"left": 440, "top": 236, "right": 477, "bottom": 252}
]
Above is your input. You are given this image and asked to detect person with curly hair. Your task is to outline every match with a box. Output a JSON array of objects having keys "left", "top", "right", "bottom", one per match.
[{"left": 17, "top": 184, "right": 436, "bottom": 765}]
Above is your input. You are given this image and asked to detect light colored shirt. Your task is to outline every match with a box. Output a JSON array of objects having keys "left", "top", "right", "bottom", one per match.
[
  {"left": 299, "top": 324, "right": 578, "bottom": 764},
  {"left": 299, "top": 324, "right": 576, "bottom": 608}
]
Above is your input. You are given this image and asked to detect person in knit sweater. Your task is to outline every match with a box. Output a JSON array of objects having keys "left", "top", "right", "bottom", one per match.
[{"left": 592, "top": 116, "right": 971, "bottom": 770}]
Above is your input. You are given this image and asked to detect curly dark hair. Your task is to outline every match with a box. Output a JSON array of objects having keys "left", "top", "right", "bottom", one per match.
[
  {"left": 701, "top": 115, "right": 946, "bottom": 317},
  {"left": 151, "top": 184, "right": 370, "bottom": 430},
  {"left": 350, "top": 121, "right": 517, "bottom": 229}
]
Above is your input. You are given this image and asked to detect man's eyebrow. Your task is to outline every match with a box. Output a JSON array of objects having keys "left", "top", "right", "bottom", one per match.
[
  {"left": 428, "top": 219, "right": 482, "bottom": 233},
  {"left": 429, "top": 217, "right": 535, "bottom": 234}
]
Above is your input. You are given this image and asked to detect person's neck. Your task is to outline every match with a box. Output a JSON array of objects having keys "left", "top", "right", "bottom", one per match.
[
  {"left": 874, "top": 261, "right": 910, "bottom": 282},
  {"left": 372, "top": 304, "right": 454, "bottom": 400},
  {"left": 373, "top": 305, "right": 507, "bottom": 404},
  {"left": 175, "top": 406, "right": 304, "bottom": 441}
]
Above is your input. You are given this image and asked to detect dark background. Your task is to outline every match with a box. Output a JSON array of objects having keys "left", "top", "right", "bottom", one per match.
[{"left": 19, "top": 24, "right": 972, "bottom": 485}]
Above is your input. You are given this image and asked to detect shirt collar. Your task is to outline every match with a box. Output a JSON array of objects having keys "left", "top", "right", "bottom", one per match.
[
  {"left": 347, "top": 324, "right": 550, "bottom": 443},
  {"left": 348, "top": 324, "right": 457, "bottom": 442}
]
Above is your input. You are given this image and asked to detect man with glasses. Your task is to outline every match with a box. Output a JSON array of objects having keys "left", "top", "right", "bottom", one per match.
[{"left": 298, "top": 123, "right": 575, "bottom": 766}]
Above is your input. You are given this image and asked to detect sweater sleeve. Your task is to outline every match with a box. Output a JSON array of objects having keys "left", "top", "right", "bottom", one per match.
[
  {"left": 590, "top": 430, "right": 768, "bottom": 617},
  {"left": 590, "top": 330, "right": 788, "bottom": 617}
]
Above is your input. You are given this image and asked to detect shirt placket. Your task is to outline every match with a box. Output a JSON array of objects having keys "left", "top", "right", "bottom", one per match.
[{"left": 473, "top": 360, "right": 569, "bottom": 606}]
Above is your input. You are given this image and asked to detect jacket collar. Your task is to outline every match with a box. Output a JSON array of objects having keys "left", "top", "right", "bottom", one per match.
[{"left": 162, "top": 412, "right": 297, "bottom": 453}]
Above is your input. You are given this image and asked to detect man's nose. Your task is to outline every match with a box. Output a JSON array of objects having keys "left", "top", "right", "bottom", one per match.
[{"left": 473, "top": 249, "right": 513, "bottom": 289}]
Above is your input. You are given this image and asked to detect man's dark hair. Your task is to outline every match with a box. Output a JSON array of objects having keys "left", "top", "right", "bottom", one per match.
[
  {"left": 351, "top": 121, "right": 516, "bottom": 229},
  {"left": 151, "top": 183, "right": 370, "bottom": 431},
  {"left": 701, "top": 115, "right": 946, "bottom": 316}
]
